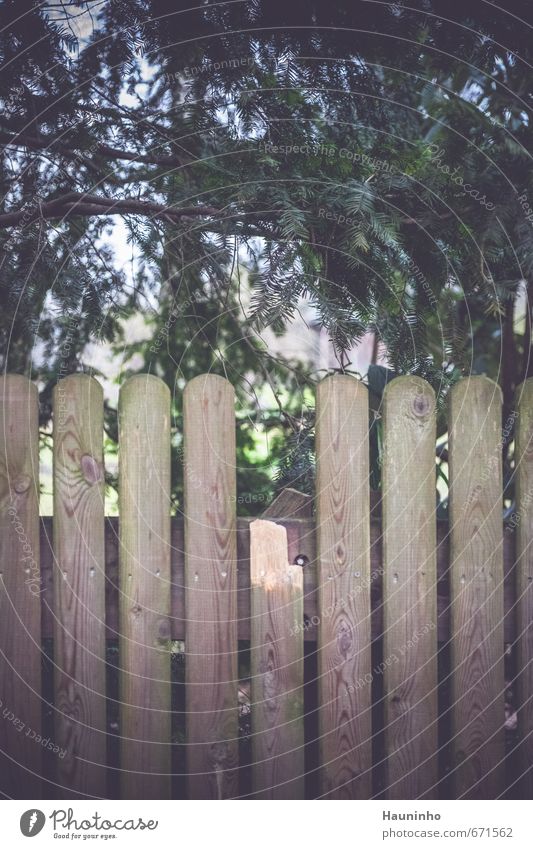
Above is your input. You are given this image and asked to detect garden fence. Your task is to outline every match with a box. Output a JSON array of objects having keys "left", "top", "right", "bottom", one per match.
[{"left": 0, "top": 372, "right": 532, "bottom": 800}]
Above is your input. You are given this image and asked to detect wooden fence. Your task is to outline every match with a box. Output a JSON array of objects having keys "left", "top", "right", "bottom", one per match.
[{"left": 0, "top": 371, "right": 532, "bottom": 800}]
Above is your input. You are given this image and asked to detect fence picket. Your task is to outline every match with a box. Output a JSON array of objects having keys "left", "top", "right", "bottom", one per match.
[
  {"left": 250, "top": 519, "right": 304, "bottom": 799},
  {"left": 53, "top": 374, "right": 107, "bottom": 797},
  {"left": 316, "top": 374, "right": 372, "bottom": 799},
  {"left": 184, "top": 374, "right": 238, "bottom": 799},
  {"left": 382, "top": 376, "right": 438, "bottom": 798},
  {"left": 449, "top": 376, "right": 505, "bottom": 798},
  {"left": 515, "top": 378, "right": 533, "bottom": 797},
  {"left": 118, "top": 375, "right": 171, "bottom": 799},
  {"left": 0, "top": 374, "right": 41, "bottom": 798}
]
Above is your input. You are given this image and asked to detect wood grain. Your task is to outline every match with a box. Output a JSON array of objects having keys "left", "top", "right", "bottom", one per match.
[
  {"left": 118, "top": 374, "right": 171, "bottom": 799},
  {"left": 184, "top": 374, "right": 238, "bottom": 799},
  {"left": 0, "top": 374, "right": 41, "bottom": 798},
  {"left": 515, "top": 378, "right": 533, "bottom": 797},
  {"left": 448, "top": 376, "right": 505, "bottom": 799},
  {"left": 38, "top": 517, "right": 518, "bottom": 649},
  {"left": 262, "top": 487, "right": 313, "bottom": 519},
  {"left": 53, "top": 374, "right": 107, "bottom": 797},
  {"left": 316, "top": 374, "right": 372, "bottom": 799},
  {"left": 250, "top": 519, "right": 304, "bottom": 798},
  {"left": 382, "top": 376, "right": 438, "bottom": 798}
]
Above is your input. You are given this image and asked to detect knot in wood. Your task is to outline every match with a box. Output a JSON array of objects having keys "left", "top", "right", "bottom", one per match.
[
  {"left": 157, "top": 618, "right": 171, "bottom": 641},
  {"left": 412, "top": 393, "right": 431, "bottom": 417},
  {"left": 209, "top": 741, "right": 229, "bottom": 767},
  {"left": 13, "top": 474, "right": 31, "bottom": 494},
  {"left": 337, "top": 624, "right": 352, "bottom": 657},
  {"left": 390, "top": 693, "right": 409, "bottom": 715},
  {"left": 131, "top": 603, "right": 142, "bottom": 617},
  {"left": 335, "top": 543, "right": 346, "bottom": 567},
  {"left": 262, "top": 659, "right": 280, "bottom": 705},
  {"left": 81, "top": 453, "right": 103, "bottom": 485}
]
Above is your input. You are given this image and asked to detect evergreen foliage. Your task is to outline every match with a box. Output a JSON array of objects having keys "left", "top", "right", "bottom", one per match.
[{"left": 1, "top": 1, "right": 531, "bottom": 509}]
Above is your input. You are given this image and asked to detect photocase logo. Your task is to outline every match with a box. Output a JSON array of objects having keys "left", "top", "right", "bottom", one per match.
[{"left": 20, "top": 810, "right": 46, "bottom": 837}]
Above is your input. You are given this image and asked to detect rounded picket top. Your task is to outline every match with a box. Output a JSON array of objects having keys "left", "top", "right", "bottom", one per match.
[
  {"left": 54, "top": 371, "right": 102, "bottom": 392},
  {"left": 53, "top": 374, "right": 104, "bottom": 487},
  {"left": 182, "top": 372, "right": 236, "bottom": 488},
  {"left": 0, "top": 374, "right": 39, "bottom": 498},
  {"left": 449, "top": 373, "right": 502, "bottom": 407},
  {"left": 448, "top": 375, "right": 503, "bottom": 453},
  {"left": 118, "top": 372, "right": 171, "bottom": 525},
  {"left": 382, "top": 374, "right": 435, "bottom": 422},
  {"left": 183, "top": 372, "right": 235, "bottom": 407},
  {"left": 119, "top": 371, "right": 170, "bottom": 410},
  {"left": 183, "top": 375, "right": 235, "bottom": 464},
  {"left": 515, "top": 376, "right": 533, "bottom": 408},
  {"left": 0, "top": 374, "right": 39, "bottom": 432},
  {"left": 316, "top": 371, "right": 368, "bottom": 398},
  {"left": 53, "top": 373, "right": 103, "bottom": 428},
  {"left": 315, "top": 374, "right": 368, "bottom": 440},
  {"left": 118, "top": 374, "right": 171, "bottom": 461},
  {"left": 0, "top": 372, "right": 38, "bottom": 397}
]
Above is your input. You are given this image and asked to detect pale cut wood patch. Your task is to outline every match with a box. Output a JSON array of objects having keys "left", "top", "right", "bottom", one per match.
[{"left": 250, "top": 519, "right": 304, "bottom": 799}]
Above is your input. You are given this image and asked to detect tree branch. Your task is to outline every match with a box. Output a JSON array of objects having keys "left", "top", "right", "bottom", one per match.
[
  {"left": 0, "top": 191, "right": 221, "bottom": 228},
  {"left": 0, "top": 129, "right": 190, "bottom": 168}
]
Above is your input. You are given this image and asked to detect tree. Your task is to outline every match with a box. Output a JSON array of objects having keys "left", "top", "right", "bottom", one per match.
[{"left": 1, "top": 0, "right": 532, "bottom": 509}]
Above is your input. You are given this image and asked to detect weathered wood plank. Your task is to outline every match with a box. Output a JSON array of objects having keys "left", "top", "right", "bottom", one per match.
[
  {"left": 515, "top": 378, "right": 533, "bottom": 797},
  {"left": 448, "top": 376, "right": 505, "bottom": 799},
  {"left": 382, "top": 376, "right": 438, "bottom": 798},
  {"left": 250, "top": 519, "right": 304, "bottom": 798},
  {"left": 262, "top": 487, "right": 313, "bottom": 519},
  {"left": 0, "top": 374, "right": 41, "bottom": 798},
  {"left": 118, "top": 374, "right": 171, "bottom": 799},
  {"left": 53, "top": 374, "right": 107, "bottom": 797},
  {"left": 184, "top": 374, "right": 238, "bottom": 799},
  {"left": 40, "top": 516, "right": 517, "bottom": 648},
  {"left": 316, "top": 374, "right": 372, "bottom": 799}
]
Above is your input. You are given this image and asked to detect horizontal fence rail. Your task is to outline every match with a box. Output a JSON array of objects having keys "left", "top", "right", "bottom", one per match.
[{"left": 0, "top": 372, "right": 532, "bottom": 800}]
